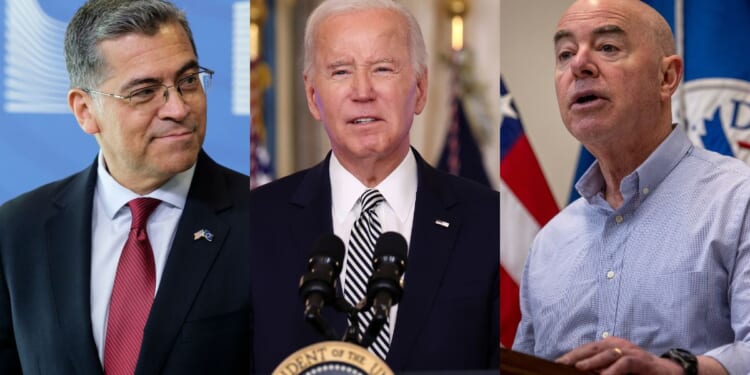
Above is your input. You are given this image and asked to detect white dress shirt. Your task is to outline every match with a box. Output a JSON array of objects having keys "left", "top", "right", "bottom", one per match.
[
  {"left": 90, "top": 152, "right": 195, "bottom": 364},
  {"left": 329, "top": 149, "right": 418, "bottom": 341}
]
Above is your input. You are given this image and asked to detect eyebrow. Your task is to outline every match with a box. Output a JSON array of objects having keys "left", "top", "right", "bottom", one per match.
[
  {"left": 326, "top": 60, "right": 353, "bottom": 71},
  {"left": 119, "top": 60, "right": 200, "bottom": 92},
  {"left": 553, "top": 29, "right": 573, "bottom": 44},
  {"left": 554, "top": 24, "right": 626, "bottom": 45},
  {"left": 325, "top": 58, "right": 396, "bottom": 71}
]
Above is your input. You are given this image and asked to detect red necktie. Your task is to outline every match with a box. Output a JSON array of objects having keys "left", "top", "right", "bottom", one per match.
[{"left": 104, "top": 198, "right": 161, "bottom": 375}]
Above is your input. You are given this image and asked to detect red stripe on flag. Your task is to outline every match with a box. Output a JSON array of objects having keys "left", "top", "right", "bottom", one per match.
[
  {"left": 500, "top": 265, "right": 521, "bottom": 348},
  {"left": 501, "top": 133, "right": 558, "bottom": 348},
  {"left": 501, "top": 134, "right": 558, "bottom": 226}
]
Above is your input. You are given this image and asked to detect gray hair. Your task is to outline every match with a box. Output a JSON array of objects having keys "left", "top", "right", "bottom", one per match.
[
  {"left": 303, "top": 0, "right": 427, "bottom": 79},
  {"left": 64, "top": 0, "right": 197, "bottom": 89}
]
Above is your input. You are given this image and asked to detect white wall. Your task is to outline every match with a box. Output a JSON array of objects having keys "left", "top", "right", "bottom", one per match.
[{"left": 500, "top": 0, "right": 577, "bottom": 207}]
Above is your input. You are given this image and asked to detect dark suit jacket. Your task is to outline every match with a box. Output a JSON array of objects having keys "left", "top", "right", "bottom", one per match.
[
  {"left": 249, "top": 150, "right": 499, "bottom": 372},
  {"left": 0, "top": 151, "right": 250, "bottom": 374}
]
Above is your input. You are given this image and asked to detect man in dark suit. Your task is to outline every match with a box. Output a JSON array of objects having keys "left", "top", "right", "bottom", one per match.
[
  {"left": 249, "top": 0, "right": 499, "bottom": 371},
  {"left": 0, "top": 1, "right": 249, "bottom": 374}
]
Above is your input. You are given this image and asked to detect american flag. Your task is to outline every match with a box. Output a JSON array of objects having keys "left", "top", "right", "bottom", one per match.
[
  {"left": 499, "top": 77, "right": 558, "bottom": 347},
  {"left": 437, "top": 73, "right": 492, "bottom": 187}
]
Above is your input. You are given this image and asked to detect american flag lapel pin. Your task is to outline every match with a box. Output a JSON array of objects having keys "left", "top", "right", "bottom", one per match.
[{"left": 193, "top": 229, "right": 214, "bottom": 242}]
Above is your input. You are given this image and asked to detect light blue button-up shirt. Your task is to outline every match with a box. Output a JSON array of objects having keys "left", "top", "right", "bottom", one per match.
[{"left": 513, "top": 127, "right": 750, "bottom": 374}]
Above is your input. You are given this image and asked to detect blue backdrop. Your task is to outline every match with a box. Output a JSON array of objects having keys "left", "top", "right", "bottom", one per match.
[{"left": 0, "top": 0, "right": 249, "bottom": 203}]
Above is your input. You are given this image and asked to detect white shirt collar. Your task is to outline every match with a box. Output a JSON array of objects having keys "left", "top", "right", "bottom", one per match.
[
  {"left": 329, "top": 149, "right": 418, "bottom": 224},
  {"left": 95, "top": 151, "right": 195, "bottom": 220}
]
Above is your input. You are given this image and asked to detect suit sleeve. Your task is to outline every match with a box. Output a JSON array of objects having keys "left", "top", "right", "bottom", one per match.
[
  {"left": 0, "top": 218, "right": 22, "bottom": 373},
  {"left": 489, "top": 264, "right": 500, "bottom": 367}
]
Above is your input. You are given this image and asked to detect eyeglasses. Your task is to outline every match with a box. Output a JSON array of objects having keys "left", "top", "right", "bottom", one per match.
[{"left": 83, "top": 67, "right": 214, "bottom": 107}]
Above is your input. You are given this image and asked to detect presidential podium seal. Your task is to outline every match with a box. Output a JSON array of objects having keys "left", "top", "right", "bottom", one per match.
[{"left": 272, "top": 341, "right": 394, "bottom": 375}]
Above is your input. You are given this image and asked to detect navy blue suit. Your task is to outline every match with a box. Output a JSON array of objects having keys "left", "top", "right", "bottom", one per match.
[
  {"left": 249, "top": 150, "right": 499, "bottom": 372},
  {"left": 0, "top": 151, "right": 250, "bottom": 374}
]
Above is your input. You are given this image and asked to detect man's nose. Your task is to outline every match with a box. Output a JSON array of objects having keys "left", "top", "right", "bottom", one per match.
[
  {"left": 570, "top": 48, "right": 599, "bottom": 78},
  {"left": 351, "top": 70, "right": 375, "bottom": 101},
  {"left": 158, "top": 86, "right": 191, "bottom": 120}
]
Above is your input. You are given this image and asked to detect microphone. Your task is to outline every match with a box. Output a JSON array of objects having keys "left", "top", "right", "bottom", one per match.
[
  {"left": 299, "top": 234, "right": 345, "bottom": 339},
  {"left": 361, "top": 231, "right": 408, "bottom": 347}
]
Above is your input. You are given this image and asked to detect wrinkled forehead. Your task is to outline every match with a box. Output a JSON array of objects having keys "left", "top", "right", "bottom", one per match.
[
  {"left": 314, "top": 8, "right": 410, "bottom": 60},
  {"left": 315, "top": 8, "right": 408, "bottom": 43},
  {"left": 555, "top": 1, "right": 651, "bottom": 45}
]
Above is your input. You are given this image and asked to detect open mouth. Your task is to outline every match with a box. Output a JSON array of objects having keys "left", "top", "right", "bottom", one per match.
[
  {"left": 576, "top": 95, "right": 599, "bottom": 104},
  {"left": 350, "top": 117, "right": 380, "bottom": 125},
  {"left": 570, "top": 91, "right": 606, "bottom": 109}
]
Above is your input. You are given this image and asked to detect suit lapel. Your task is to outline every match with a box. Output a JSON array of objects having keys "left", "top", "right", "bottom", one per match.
[
  {"left": 287, "top": 155, "right": 346, "bottom": 333},
  {"left": 46, "top": 161, "right": 104, "bottom": 374},
  {"left": 136, "top": 153, "right": 231, "bottom": 374},
  {"left": 387, "top": 151, "right": 461, "bottom": 370},
  {"left": 289, "top": 155, "right": 333, "bottom": 260}
]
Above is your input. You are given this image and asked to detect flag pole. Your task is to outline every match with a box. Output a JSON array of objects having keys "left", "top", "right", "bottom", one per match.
[
  {"left": 443, "top": 0, "right": 468, "bottom": 176},
  {"left": 250, "top": 0, "right": 273, "bottom": 188},
  {"left": 674, "top": 0, "right": 686, "bottom": 131}
]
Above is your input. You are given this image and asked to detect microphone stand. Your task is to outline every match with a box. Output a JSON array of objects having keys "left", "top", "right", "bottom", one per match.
[
  {"left": 303, "top": 294, "right": 337, "bottom": 340},
  {"left": 304, "top": 290, "right": 373, "bottom": 347},
  {"left": 333, "top": 297, "right": 361, "bottom": 344}
]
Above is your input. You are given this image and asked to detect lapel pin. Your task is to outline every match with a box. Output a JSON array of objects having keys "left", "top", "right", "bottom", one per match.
[
  {"left": 193, "top": 229, "right": 214, "bottom": 242},
  {"left": 434, "top": 219, "right": 450, "bottom": 228}
]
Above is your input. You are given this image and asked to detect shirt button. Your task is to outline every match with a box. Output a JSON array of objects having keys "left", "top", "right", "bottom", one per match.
[
  {"left": 615, "top": 215, "right": 623, "bottom": 224},
  {"left": 606, "top": 270, "right": 615, "bottom": 279},
  {"left": 642, "top": 187, "right": 650, "bottom": 195},
  {"left": 602, "top": 331, "right": 610, "bottom": 338}
]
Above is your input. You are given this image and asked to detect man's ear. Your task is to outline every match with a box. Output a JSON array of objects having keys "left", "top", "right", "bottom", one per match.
[
  {"left": 414, "top": 67, "right": 428, "bottom": 115},
  {"left": 68, "top": 88, "right": 101, "bottom": 135},
  {"left": 660, "top": 55, "right": 683, "bottom": 100},
  {"left": 303, "top": 73, "right": 322, "bottom": 121}
]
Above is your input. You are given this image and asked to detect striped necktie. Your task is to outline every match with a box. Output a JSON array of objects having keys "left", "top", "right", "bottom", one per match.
[{"left": 344, "top": 189, "right": 391, "bottom": 359}]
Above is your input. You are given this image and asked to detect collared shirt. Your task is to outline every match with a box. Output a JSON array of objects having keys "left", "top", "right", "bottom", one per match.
[
  {"left": 90, "top": 152, "right": 195, "bottom": 364},
  {"left": 330, "top": 149, "right": 418, "bottom": 341},
  {"left": 513, "top": 127, "right": 750, "bottom": 374}
]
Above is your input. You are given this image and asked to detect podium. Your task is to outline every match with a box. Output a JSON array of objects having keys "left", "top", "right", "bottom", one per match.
[
  {"left": 273, "top": 341, "right": 393, "bottom": 375},
  {"left": 500, "top": 348, "right": 592, "bottom": 375}
]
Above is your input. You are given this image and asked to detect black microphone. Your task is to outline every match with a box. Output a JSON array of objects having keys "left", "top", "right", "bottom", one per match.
[
  {"left": 299, "top": 234, "right": 345, "bottom": 339},
  {"left": 361, "top": 231, "right": 408, "bottom": 347}
]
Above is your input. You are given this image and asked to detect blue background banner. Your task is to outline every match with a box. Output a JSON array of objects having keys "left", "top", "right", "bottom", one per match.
[
  {"left": 646, "top": 0, "right": 750, "bottom": 81},
  {"left": 0, "top": 0, "right": 249, "bottom": 203},
  {"left": 646, "top": 0, "right": 750, "bottom": 161}
]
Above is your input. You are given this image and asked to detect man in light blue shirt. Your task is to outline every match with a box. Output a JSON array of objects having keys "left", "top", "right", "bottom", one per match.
[{"left": 513, "top": 0, "right": 750, "bottom": 374}]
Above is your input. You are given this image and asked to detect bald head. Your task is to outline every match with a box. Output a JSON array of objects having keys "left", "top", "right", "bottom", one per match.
[
  {"left": 552, "top": 0, "right": 684, "bottom": 160},
  {"left": 559, "top": 0, "right": 675, "bottom": 57}
]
